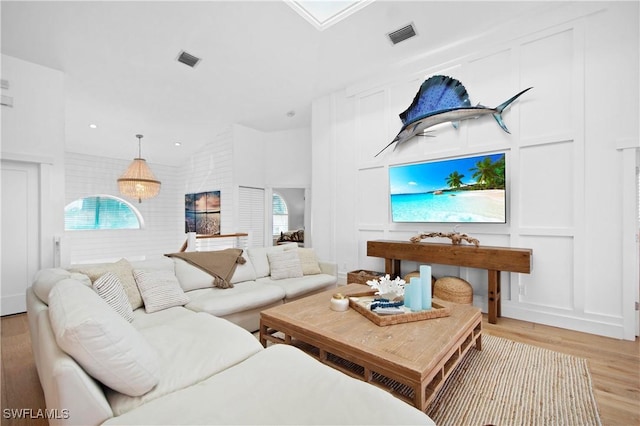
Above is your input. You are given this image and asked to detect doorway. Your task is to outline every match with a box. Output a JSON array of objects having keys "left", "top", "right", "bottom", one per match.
[
  {"left": 1, "top": 160, "right": 40, "bottom": 315},
  {"left": 271, "top": 187, "right": 308, "bottom": 246}
]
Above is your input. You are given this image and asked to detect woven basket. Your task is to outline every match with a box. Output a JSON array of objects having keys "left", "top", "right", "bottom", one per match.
[
  {"left": 434, "top": 277, "right": 473, "bottom": 304},
  {"left": 347, "top": 270, "right": 385, "bottom": 285}
]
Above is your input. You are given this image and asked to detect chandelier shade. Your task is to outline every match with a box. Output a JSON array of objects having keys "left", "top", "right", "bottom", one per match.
[{"left": 117, "top": 135, "right": 161, "bottom": 203}]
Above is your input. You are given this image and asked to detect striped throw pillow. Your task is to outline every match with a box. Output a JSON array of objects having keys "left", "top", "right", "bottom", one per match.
[
  {"left": 133, "top": 269, "right": 190, "bottom": 313},
  {"left": 93, "top": 272, "right": 135, "bottom": 322}
]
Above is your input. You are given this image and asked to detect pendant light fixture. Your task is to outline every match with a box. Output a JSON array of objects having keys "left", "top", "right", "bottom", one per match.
[{"left": 117, "top": 134, "right": 161, "bottom": 203}]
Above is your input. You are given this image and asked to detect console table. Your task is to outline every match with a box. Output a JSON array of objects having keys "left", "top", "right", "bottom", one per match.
[{"left": 367, "top": 240, "right": 532, "bottom": 324}]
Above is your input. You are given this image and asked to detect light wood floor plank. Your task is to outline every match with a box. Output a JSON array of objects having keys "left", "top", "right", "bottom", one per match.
[{"left": 1, "top": 313, "right": 638, "bottom": 425}]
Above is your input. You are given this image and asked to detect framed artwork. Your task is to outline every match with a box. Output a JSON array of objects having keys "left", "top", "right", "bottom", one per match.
[{"left": 185, "top": 190, "right": 220, "bottom": 235}]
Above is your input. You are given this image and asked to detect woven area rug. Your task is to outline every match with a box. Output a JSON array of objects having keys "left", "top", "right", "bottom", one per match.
[{"left": 426, "top": 334, "right": 601, "bottom": 426}]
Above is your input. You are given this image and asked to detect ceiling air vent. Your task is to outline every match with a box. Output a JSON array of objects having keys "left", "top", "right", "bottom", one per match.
[
  {"left": 177, "top": 50, "right": 201, "bottom": 68},
  {"left": 387, "top": 23, "right": 417, "bottom": 45}
]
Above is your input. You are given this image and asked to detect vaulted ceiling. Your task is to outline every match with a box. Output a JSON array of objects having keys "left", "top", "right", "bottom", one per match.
[{"left": 1, "top": 1, "right": 552, "bottom": 166}]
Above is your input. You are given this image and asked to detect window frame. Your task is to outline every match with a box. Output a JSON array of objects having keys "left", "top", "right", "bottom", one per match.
[
  {"left": 64, "top": 194, "right": 144, "bottom": 231},
  {"left": 272, "top": 192, "right": 289, "bottom": 236}
]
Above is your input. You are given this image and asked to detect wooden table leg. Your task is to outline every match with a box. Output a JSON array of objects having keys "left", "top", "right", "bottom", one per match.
[
  {"left": 259, "top": 321, "right": 267, "bottom": 347},
  {"left": 384, "top": 258, "right": 401, "bottom": 278},
  {"left": 487, "top": 270, "right": 501, "bottom": 324}
]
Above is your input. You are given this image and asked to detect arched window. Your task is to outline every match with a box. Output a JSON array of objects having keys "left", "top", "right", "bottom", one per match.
[
  {"left": 272, "top": 193, "right": 289, "bottom": 235},
  {"left": 65, "top": 195, "right": 143, "bottom": 230}
]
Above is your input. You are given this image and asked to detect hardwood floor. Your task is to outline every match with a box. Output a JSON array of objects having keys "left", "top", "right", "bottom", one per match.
[
  {"left": 1, "top": 314, "right": 47, "bottom": 426},
  {"left": 1, "top": 312, "right": 638, "bottom": 425}
]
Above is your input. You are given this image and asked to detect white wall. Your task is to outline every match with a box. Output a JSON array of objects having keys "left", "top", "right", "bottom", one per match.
[
  {"left": 183, "top": 128, "right": 235, "bottom": 234},
  {"left": 233, "top": 124, "right": 265, "bottom": 189},
  {"left": 62, "top": 123, "right": 312, "bottom": 260},
  {"left": 311, "top": 2, "right": 639, "bottom": 339},
  {"left": 1, "top": 54, "right": 65, "bottom": 270},
  {"left": 183, "top": 125, "right": 311, "bottom": 246},
  {"left": 264, "top": 127, "right": 311, "bottom": 187},
  {"left": 65, "top": 153, "right": 184, "bottom": 263}
]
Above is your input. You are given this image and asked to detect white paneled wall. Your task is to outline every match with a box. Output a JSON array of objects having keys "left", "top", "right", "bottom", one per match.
[
  {"left": 311, "top": 3, "right": 639, "bottom": 339},
  {"left": 182, "top": 129, "right": 235, "bottom": 234},
  {"left": 65, "top": 153, "right": 184, "bottom": 263},
  {"left": 63, "top": 124, "right": 313, "bottom": 265}
]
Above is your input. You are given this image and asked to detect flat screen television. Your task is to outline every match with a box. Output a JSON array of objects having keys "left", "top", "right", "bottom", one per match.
[{"left": 389, "top": 153, "right": 506, "bottom": 223}]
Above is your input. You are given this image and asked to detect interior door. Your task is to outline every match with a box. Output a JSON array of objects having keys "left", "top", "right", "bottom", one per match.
[
  {"left": 238, "top": 186, "right": 265, "bottom": 247},
  {"left": 1, "top": 160, "right": 40, "bottom": 315}
]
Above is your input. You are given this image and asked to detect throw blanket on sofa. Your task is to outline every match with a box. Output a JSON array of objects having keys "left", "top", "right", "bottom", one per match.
[{"left": 166, "top": 249, "right": 246, "bottom": 289}]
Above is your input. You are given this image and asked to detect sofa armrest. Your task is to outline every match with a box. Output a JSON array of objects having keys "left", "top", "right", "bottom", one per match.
[
  {"left": 318, "top": 261, "right": 337, "bottom": 277},
  {"left": 33, "top": 308, "right": 113, "bottom": 426}
]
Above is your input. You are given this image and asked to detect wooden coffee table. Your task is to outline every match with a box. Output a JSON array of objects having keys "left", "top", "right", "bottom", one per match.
[{"left": 259, "top": 284, "right": 482, "bottom": 412}]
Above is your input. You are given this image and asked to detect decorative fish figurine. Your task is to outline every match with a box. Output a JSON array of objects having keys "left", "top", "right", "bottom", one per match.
[{"left": 375, "top": 75, "right": 532, "bottom": 157}]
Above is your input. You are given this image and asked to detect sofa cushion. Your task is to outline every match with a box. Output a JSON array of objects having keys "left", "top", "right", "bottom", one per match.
[
  {"left": 102, "top": 345, "right": 434, "bottom": 426},
  {"left": 32, "top": 268, "right": 91, "bottom": 305},
  {"left": 48, "top": 280, "right": 160, "bottom": 397},
  {"left": 173, "top": 258, "right": 216, "bottom": 292},
  {"left": 257, "top": 274, "right": 337, "bottom": 300},
  {"left": 130, "top": 306, "right": 195, "bottom": 330},
  {"left": 92, "top": 272, "right": 134, "bottom": 322},
  {"left": 296, "top": 248, "right": 322, "bottom": 275},
  {"left": 170, "top": 254, "right": 258, "bottom": 290},
  {"left": 185, "top": 281, "right": 285, "bottom": 317},
  {"left": 71, "top": 259, "right": 143, "bottom": 310},
  {"left": 133, "top": 269, "right": 190, "bottom": 313},
  {"left": 229, "top": 253, "right": 257, "bottom": 284},
  {"left": 267, "top": 250, "right": 303, "bottom": 280},
  {"left": 106, "top": 312, "right": 264, "bottom": 416}
]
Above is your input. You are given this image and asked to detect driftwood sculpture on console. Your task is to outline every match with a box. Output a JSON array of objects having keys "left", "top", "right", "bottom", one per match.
[{"left": 410, "top": 232, "right": 480, "bottom": 247}]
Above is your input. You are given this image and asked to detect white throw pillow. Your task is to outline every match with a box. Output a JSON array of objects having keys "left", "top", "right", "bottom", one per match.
[
  {"left": 93, "top": 272, "right": 134, "bottom": 322},
  {"left": 48, "top": 280, "right": 160, "bottom": 396},
  {"left": 133, "top": 269, "right": 190, "bottom": 313},
  {"left": 246, "top": 245, "right": 287, "bottom": 278},
  {"left": 297, "top": 248, "right": 322, "bottom": 275},
  {"left": 267, "top": 250, "right": 303, "bottom": 280}
]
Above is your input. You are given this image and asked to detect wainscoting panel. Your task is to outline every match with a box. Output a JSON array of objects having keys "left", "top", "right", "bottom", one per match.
[
  {"left": 357, "top": 166, "right": 388, "bottom": 226},
  {"left": 357, "top": 230, "right": 386, "bottom": 274},
  {"left": 518, "top": 235, "right": 574, "bottom": 310},
  {"left": 357, "top": 90, "right": 388, "bottom": 162},
  {"left": 518, "top": 141, "right": 574, "bottom": 229},
  {"left": 465, "top": 48, "right": 517, "bottom": 147},
  {"left": 520, "top": 28, "right": 574, "bottom": 140}
]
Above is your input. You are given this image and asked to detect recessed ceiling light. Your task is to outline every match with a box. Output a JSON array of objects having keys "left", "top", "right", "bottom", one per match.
[
  {"left": 174, "top": 142, "right": 182, "bottom": 147},
  {"left": 89, "top": 124, "right": 97, "bottom": 129},
  {"left": 286, "top": 110, "right": 296, "bottom": 117}
]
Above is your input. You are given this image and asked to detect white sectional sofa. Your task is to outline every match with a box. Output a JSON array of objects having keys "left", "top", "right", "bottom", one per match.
[{"left": 27, "top": 244, "right": 435, "bottom": 425}]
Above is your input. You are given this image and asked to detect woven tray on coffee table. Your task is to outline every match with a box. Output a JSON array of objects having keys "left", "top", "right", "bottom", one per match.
[{"left": 348, "top": 295, "right": 450, "bottom": 326}]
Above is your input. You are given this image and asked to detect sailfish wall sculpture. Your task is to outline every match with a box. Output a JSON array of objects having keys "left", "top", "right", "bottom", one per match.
[{"left": 375, "top": 75, "right": 532, "bottom": 157}]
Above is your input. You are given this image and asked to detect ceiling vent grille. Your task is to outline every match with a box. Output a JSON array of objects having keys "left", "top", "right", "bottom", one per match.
[
  {"left": 177, "top": 51, "right": 201, "bottom": 68},
  {"left": 388, "top": 23, "right": 417, "bottom": 45}
]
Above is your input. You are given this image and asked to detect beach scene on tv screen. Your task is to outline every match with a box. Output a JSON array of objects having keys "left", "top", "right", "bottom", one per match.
[{"left": 389, "top": 153, "right": 506, "bottom": 223}]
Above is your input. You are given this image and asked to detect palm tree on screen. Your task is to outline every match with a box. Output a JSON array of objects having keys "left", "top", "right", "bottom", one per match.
[
  {"left": 470, "top": 157, "right": 498, "bottom": 189},
  {"left": 446, "top": 171, "right": 465, "bottom": 189}
]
